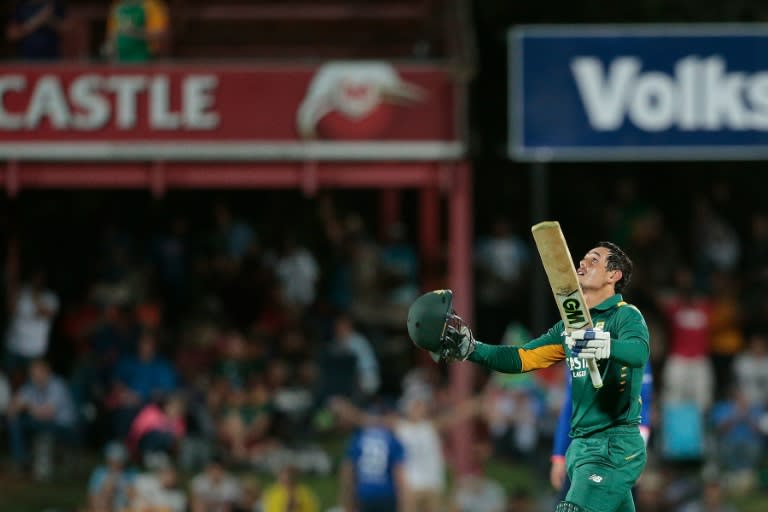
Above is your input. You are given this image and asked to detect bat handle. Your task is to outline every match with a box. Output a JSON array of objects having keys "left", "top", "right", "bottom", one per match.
[{"left": 587, "top": 359, "right": 603, "bottom": 388}]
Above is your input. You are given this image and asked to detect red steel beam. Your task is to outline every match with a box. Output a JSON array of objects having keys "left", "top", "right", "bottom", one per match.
[{"left": 0, "top": 162, "right": 449, "bottom": 192}]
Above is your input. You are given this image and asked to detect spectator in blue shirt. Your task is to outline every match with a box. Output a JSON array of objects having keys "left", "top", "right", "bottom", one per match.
[
  {"left": 550, "top": 361, "right": 654, "bottom": 496},
  {"left": 6, "top": 0, "right": 67, "bottom": 60},
  {"left": 87, "top": 441, "right": 137, "bottom": 512},
  {"left": 6, "top": 358, "right": 77, "bottom": 477},
  {"left": 340, "top": 412, "right": 406, "bottom": 512},
  {"left": 710, "top": 386, "right": 766, "bottom": 473},
  {"left": 108, "top": 330, "right": 177, "bottom": 438}
]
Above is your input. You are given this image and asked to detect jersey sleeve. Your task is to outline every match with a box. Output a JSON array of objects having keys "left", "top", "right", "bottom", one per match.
[
  {"left": 145, "top": 0, "right": 169, "bottom": 33},
  {"left": 552, "top": 369, "right": 573, "bottom": 459},
  {"left": 610, "top": 305, "right": 650, "bottom": 368},
  {"left": 469, "top": 323, "right": 565, "bottom": 373}
]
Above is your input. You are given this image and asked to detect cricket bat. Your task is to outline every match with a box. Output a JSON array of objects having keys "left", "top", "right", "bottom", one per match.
[{"left": 531, "top": 221, "right": 603, "bottom": 389}]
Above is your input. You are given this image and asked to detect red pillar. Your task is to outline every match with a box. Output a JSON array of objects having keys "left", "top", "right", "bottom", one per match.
[{"left": 448, "top": 162, "right": 475, "bottom": 475}]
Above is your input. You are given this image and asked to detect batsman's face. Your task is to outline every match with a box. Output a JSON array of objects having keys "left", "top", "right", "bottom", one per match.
[{"left": 577, "top": 247, "right": 614, "bottom": 291}]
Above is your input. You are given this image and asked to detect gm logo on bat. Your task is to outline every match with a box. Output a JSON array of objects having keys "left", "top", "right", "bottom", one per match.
[{"left": 562, "top": 296, "right": 588, "bottom": 327}]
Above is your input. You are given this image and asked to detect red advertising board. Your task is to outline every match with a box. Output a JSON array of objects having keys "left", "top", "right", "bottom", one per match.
[{"left": 0, "top": 61, "right": 462, "bottom": 161}]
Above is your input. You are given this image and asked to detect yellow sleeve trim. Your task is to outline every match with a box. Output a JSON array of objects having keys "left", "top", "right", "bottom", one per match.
[
  {"left": 144, "top": 0, "right": 169, "bottom": 33},
  {"left": 518, "top": 345, "right": 565, "bottom": 372}
]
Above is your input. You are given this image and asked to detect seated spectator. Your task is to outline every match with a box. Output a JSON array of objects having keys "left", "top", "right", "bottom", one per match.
[
  {"left": 108, "top": 330, "right": 177, "bottom": 438},
  {"left": 126, "top": 394, "right": 186, "bottom": 462},
  {"left": 261, "top": 465, "right": 319, "bottom": 512},
  {"left": 678, "top": 476, "right": 737, "bottom": 512},
  {"left": 710, "top": 386, "right": 765, "bottom": 475},
  {"left": 127, "top": 454, "right": 186, "bottom": 512},
  {"left": 6, "top": 358, "right": 77, "bottom": 480},
  {"left": 190, "top": 454, "right": 243, "bottom": 512},
  {"left": 732, "top": 330, "right": 768, "bottom": 406},
  {"left": 450, "top": 471, "right": 507, "bottom": 512},
  {"left": 5, "top": 0, "right": 67, "bottom": 60},
  {"left": 215, "top": 379, "right": 275, "bottom": 464},
  {"left": 103, "top": 0, "right": 169, "bottom": 63},
  {"left": 87, "top": 441, "right": 137, "bottom": 512}
]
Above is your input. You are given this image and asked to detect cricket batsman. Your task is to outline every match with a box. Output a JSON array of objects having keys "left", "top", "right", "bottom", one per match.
[{"left": 407, "top": 241, "right": 649, "bottom": 512}]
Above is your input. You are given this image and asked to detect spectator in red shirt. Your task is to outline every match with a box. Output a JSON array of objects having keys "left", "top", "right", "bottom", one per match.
[{"left": 659, "top": 267, "right": 715, "bottom": 410}]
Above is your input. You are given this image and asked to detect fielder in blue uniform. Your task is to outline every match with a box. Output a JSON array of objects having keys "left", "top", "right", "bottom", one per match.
[
  {"left": 340, "top": 423, "right": 406, "bottom": 512},
  {"left": 550, "top": 362, "right": 654, "bottom": 496}
]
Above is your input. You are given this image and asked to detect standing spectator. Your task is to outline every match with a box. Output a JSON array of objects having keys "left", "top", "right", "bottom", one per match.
[
  {"left": 7, "top": 358, "right": 78, "bottom": 479},
  {"left": 331, "top": 314, "right": 380, "bottom": 398},
  {"left": 332, "top": 392, "right": 482, "bottom": 512},
  {"left": 659, "top": 267, "right": 714, "bottom": 411},
  {"left": 261, "top": 465, "right": 319, "bottom": 512},
  {"left": 708, "top": 271, "right": 744, "bottom": 399},
  {"left": 340, "top": 414, "right": 405, "bottom": 512},
  {"left": 272, "top": 234, "right": 319, "bottom": 312},
  {"left": 6, "top": 0, "right": 67, "bottom": 60},
  {"left": 87, "top": 441, "right": 137, "bottom": 512},
  {"left": 103, "top": 0, "right": 169, "bottom": 63},
  {"left": 190, "top": 455, "right": 243, "bottom": 512},
  {"left": 5, "top": 268, "right": 60, "bottom": 381}
]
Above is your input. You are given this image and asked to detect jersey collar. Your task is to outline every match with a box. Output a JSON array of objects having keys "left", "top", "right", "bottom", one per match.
[{"left": 592, "top": 294, "right": 624, "bottom": 312}]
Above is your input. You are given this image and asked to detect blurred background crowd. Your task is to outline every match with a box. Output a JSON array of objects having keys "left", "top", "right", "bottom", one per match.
[
  {"left": 1, "top": 179, "right": 766, "bottom": 512},
  {"left": 1, "top": 1, "right": 768, "bottom": 512}
]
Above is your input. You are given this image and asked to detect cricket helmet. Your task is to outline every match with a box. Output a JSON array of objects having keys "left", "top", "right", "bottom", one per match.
[{"left": 407, "top": 289, "right": 458, "bottom": 356}]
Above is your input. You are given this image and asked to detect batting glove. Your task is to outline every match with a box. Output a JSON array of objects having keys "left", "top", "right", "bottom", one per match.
[{"left": 565, "top": 327, "right": 611, "bottom": 360}]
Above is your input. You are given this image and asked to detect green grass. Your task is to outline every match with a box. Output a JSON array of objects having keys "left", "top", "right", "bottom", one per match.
[{"left": 3, "top": 439, "right": 767, "bottom": 512}]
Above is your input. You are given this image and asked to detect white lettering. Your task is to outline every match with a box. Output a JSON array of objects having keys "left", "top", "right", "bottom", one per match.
[
  {"left": 25, "top": 76, "right": 70, "bottom": 129},
  {"left": 628, "top": 72, "right": 676, "bottom": 131},
  {"left": 70, "top": 75, "right": 109, "bottom": 130},
  {"left": 571, "top": 54, "right": 768, "bottom": 132},
  {"left": 183, "top": 75, "right": 219, "bottom": 129},
  {"left": 150, "top": 76, "right": 180, "bottom": 129},
  {"left": 747, "top": 72, "right": 768, "bottom": 129},
  {"left": 0, "top": 72, "right": 222, "bottom": 132},
  {"left": 571, "top": 57, "right": 640, "bottom": 130},
  {"left": 108, "top": 76, "right": 147, "bottom": 129},
  {"left": 703, "top": 57, "right": 748, "bottom": 129}
]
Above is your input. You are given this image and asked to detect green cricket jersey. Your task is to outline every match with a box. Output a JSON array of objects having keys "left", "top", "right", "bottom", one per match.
[
  {"left": 469, "top": 294, "right": 649, "bottom": 438},
  {"left": 112, "top": 2, "right": 150, "bottom": 63}
]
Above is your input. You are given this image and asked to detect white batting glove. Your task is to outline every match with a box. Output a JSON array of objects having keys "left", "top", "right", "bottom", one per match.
[{"left": 565, "top": 327, "right": 611, "bottom": 360}]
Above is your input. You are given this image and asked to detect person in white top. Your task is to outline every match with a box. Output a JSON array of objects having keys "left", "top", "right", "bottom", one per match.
[
  {"left": 5, "top": 269, "right": 59, "bottom": 369},
  {"left": 332, "top": 390, "right": 483, "bottom": 512},
  {"left": 190, "top": 455, "right": 243, "bottom": 512}
]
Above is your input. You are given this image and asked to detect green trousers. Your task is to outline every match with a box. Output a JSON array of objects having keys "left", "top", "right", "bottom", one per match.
[{"left": 565, "top": 426, "right": 647, "bottom": 512}]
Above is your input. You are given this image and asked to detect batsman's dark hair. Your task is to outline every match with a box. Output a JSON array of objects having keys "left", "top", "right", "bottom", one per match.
[{"left": 597, "top": 241, "right": 633, "bottom": 294}]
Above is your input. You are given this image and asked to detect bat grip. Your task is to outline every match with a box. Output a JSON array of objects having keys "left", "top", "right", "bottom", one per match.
[{"left": 587, "top": 359, "right": 603, "bottom": 388}]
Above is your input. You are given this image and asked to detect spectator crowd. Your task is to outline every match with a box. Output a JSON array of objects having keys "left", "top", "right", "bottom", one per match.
[{"left": 0, "top": 177, "right": 763, "bottom": 511}]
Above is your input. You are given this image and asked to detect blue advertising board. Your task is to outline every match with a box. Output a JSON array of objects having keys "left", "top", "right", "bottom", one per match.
[{"left": 509, "top": 24, "right": 768, "bottom": 161}]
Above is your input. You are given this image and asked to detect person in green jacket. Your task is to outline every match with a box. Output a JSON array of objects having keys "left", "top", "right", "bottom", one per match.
[
  {"left": 407, "top": 241, "right": 649, "bottom": 512},
  {"left": 103, "top": 0, "right": 168, "bottom": 63}
]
